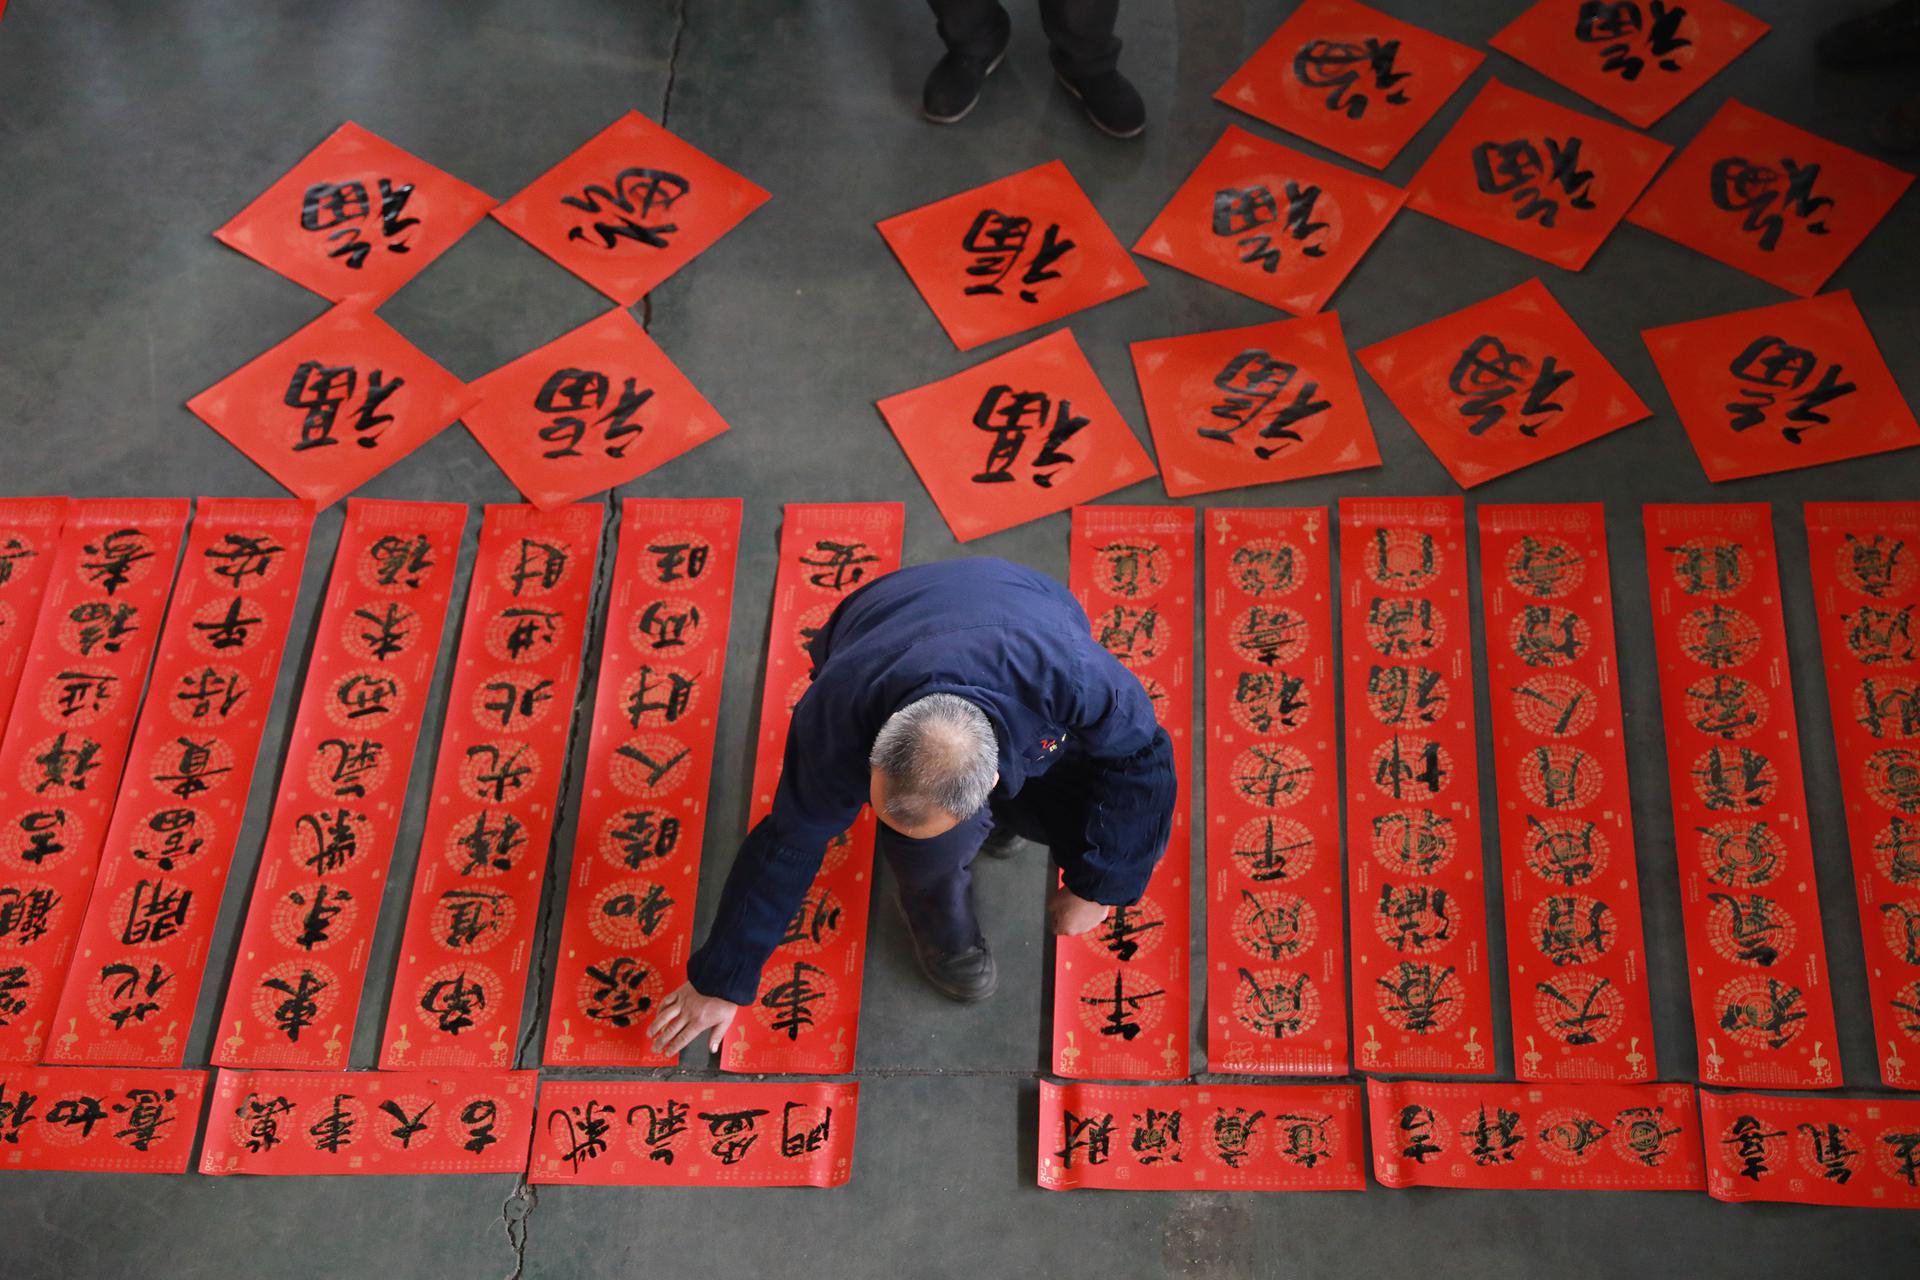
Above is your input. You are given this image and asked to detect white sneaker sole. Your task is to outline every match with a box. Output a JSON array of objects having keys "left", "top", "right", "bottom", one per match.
[{"left": 922, "top": 46, "right": 1009, "bottom": 125}]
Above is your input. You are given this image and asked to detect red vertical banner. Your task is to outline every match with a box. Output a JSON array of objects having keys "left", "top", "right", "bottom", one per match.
[
  {"left": 544, "top": 498, "right": 741, "bottom": 1066},
  {"left": 719, "top": 503, "right": 905, "bottom": 1074},
  {"left": 0, "top": 1064, "right": 206, "bottom": 1172},
  {"left": 1203, "top": 508, "right": 1347, "bottom": 1075},
  {"left": 1053, "top": 507, "right": 1194, "bottom": 1080},
  {"left": 1339, "top": 498, "right": 1496, "bottom": 1075},
  {"left": 213, "top": 500, "right": 467, "bottom": 1070},
  {"left": 1699, "top": 1089, "right": 1920, "bottom": 1206},
  {"left": 1644, "top": 503, "right": 1841, "bottom": 1088},
  {"left": 1804, "top": 502, "right": 1920, "bottom": 1089},
  {"left": 0, "top": 499, "right": 190, "bottom": 1062},
  {"left": 0, "top": 498, "right": 69, "bottom": 735},
  {"left": 380, "top": 503, "right": 604, "bottom": 1069},
  {"left": 48, "top": 499, "right": 314, "bottom": 1065},
  {"left": 1478, "top": 504, "right": 1657, "bottom": 1081}
]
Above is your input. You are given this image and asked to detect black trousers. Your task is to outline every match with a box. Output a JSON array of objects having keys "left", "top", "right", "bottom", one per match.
[{"left": 926, "top": 0, "right": 1122, "bottom": 80}]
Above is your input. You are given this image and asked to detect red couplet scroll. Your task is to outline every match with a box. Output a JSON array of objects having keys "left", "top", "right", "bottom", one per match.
[
  {"left": 1804, "top": 503, "right": 1920, "bottom": 1089},
  {"left": 380, "top": 504, "right": 605, "bottom": 1070},
  {"left": 1699, "top": 1089, "right": 1920, "bottom": 1207},
  {"left": 199, "top": 1068, "right": 537, "bottom": 1175},
  {"left": 48, "top": 500, "right": 314, "bottom": 1066},
  {"left": 1054, "top": 507, "right": 1194, "bottom": 1080},
  {"left": 0, "top": 498, "right": 69, "bottom": 735},
  {"left": 1643, "top": 504, "right": 1841, "bottom": 1088},
  {"left": 1339, "top": 498, "right": 1495, "bottom": 1075},
  {"left": 1478, "top": 505, "right": 1656, "bottom": 1082},
  {"left": 0, "top": 499, "right": 190, "bottom": 1063},
  {"left": 529, "top": 1078, "right": 858, "bottom": 1187},
  {"left": 544, "top": 499, "right": 742, "bottom": 1066},
  {"left": 720, "top": 504, "right": 905, "bottom": 1075},
  {"left": 0, "top": 1065, "right": 205, "bottom": 1173},
  {"left": 213, "top": 500, "right": 467, "bottom": 1070},
  {"left": 1368, "top": 1078, "right": 1705, "bottom": 1190},
  {"left": 1204, "top": 508, "right": 1347, "bottom": 1075}
]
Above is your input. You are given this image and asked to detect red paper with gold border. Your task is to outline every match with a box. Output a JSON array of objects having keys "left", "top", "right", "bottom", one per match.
[
  {"left": 1339, "top": 498, "right": 1495, "bottom": 1075},
  {"left": 47, "top": 499, "right": 314, "bottom": 1066},
  {"left": 1053, "top": 506, "right": 1192, "bottom": 1080},
  {"left": 1214, "top": 0, "right": 1482, "bottom": 170},
  {"left": 544, "top": 498, "right": 741, "bottom": 1066},
  {"left": 1204, "top": 508, "right": 1347, "bottom": 1075},
  {"left": 529, "top": 1078, "right": 857, "bottom": 1186},
  {"left": 719, "top": 504, "right": 904, "bottom": 1075},
  {"left": 199, "top": 1068, "right": 536, "bottom": 1175},
  {"left": 1805, "top": 502, "right": 1920, "bottom": 1089},
  {"left": 212, "top": 500, "right": 467, "bottom": 1070},
  {"left": 0, "top": 1064, "right": 205, "bottom": 1172},
  {"left": 0, "top": 498, "right": 69, "bottom": 735},
  {"left": 0, "top": 499, "right": 190, "bottom": 1063},
  {"left": 1643, "top": 503, "right": 1841, "bottom": 1088},
  {"left": 1479, "top": 504, "right": 1656, "bottom": 1082},
  {"left": 1368, "top": 1078, "right": 1704, "bottom": 1190},
  {"left": 380, "top": 504, "right": 603, "bottom": 1070},
  {"left": 1038, "top": 1079, "right": 1364, "bottom": 1190},
  {"left": 1699, "top": 1088, "right": 1920, "bottom": 1206}
]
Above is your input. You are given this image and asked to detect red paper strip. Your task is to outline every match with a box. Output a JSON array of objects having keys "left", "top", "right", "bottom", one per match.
[
  {"left": 719, "top": 504, "right": 904, "bottom": 1074},
  {"left": 1357, "top": 278, "right": 1651, "bottom": 489},
  {"left": 544, "top": 499, "right": 741, "bottom": 1066},
  {"left": 1054, "top": 507, "right": 1193, "bottom": 1080},
  {"left": 0, "top": 499, "right": 190, "bottom": 1063},
  {"left": 0, "top": 498, "right": 69, "bottom": 735},
  {"left": 1699, "top": 1088, "right": 1920, "bottom": 1206},
  {"left": 1203, "top": 508, "right": 1347, "bottom": 1074},
  {"left": 1643, "top": 503, "right": 1842, "bottom": 1088},
  {"left": 48, "top": 499, "right": 314, "bottom": 1066},
  {"left": 0, "top": 1065, "right": 205, "bottom": 1173},
  {"left": 1490, "top": 0, "right": 1768, "bottom": 129},
  {"left": 1479, "top": 505, "right": 1657, "bottom": 1081},
  {"left": 1038, "top": 1079, "right": 1364, "bottom": 1190},
  {"left": 1339, "top": 498, "right": 1495, "bottom": 1075},
  {"left": 528, "top": 1078, "right": 857, "bottom": 1186},
  {"left": 1804, "top": 502, "right": 1920, "bottom": 1089},
  {"left": 1642, "top": 291, "right": 1920, "bottom": 484},
  {"left": 380, "top": 504, "right": 603, "bottom": 1069},
  {"left": 1214, "top": 0, "right": 1482, "bottom": 170},
  {"left": 876, "top": 159, "right": 1147, "bottom": 352},
  {"left": 212, "top": 500, "right": 467, "bottom": 1070},
  {"left": 199, "top": 1068, "right": 536, "bottom": 1175},
  {"left": 1368, "top": 1078, "right": 1704, "bottom": 1190},
  {"left": 1627, "top": 99, "right": 1915, "bottom": 296}
]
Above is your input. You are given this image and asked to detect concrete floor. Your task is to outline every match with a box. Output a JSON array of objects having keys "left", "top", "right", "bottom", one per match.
[{"left": 2, "top": 0, "right": 1919, "bottom": 1275}]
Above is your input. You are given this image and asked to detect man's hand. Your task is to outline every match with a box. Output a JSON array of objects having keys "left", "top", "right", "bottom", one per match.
[
  {"left": 646, "top": 982, "right": 740, "bottom": 1057},
  {"left": 1047, "top": 883, "right": 1112, "bottom": 936}
]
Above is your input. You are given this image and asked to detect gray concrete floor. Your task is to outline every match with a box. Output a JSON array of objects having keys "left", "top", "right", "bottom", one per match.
[{"left": 2, "top": 0, "right": 1919, "bottom": 1275}]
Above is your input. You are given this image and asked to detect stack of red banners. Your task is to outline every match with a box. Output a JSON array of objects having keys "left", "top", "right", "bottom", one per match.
[{"left": 1699, "top": 1089, "right": 1920, "bottom": 1206}]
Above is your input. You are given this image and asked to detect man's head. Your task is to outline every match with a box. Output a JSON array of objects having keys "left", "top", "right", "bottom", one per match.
[{"left": 868, "top": 693, "right": 999, "bottom": 839}]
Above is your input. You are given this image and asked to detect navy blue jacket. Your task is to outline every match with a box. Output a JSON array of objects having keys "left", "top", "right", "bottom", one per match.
[{"left": 685, "top": 557, "right": 1175, "bottom": 1005}]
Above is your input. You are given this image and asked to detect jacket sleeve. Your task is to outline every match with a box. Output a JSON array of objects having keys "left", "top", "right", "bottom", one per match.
[{"left": 1052, "top": 644, "right": 1177, "bottom": 906}]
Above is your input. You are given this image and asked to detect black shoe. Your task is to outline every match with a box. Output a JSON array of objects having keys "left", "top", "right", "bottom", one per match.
[
  {"left": 924, "top": 28, "right": 1010, "bottom": 124},
  {"left": 1055, "top": 67, "right": 1145, "bottom": 139},
  {"left": 1817, "top": 0, "right": 1920, "bottom": 69},
  {"left": 978, "top": 823, "right": 1024, "bottom": 860},
  {"left": 895, "top": 894, "right": 998, "bottom": 1001}
]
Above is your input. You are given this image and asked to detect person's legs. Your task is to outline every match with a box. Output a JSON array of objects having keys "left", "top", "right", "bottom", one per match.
[
  {"left": 922, "top": 0, "right": 1013, "bottom": 124},
  {"left": 1817, "top": 0, "right": 1920, "bottom": 69},
  {"left": 1038, "top": 0, "right": 1145, "bottom": 138},
  {"left": 876, "top": 803, "right": 998, "bottom": 999}
]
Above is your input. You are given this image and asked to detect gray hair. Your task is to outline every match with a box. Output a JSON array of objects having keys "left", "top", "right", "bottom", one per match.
[{"left": 869, "top": 693, "right": 997, "bottom": 828}]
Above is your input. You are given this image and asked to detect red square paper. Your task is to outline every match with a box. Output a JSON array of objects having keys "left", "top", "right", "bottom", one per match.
[
  {"left": 1214, "top": 0, "right": 1483, "bottom": 169},
  {"left": 213, "top": 122, "right": 495, "bottom": 304},
  {"left": 1642, "top": 290, "right": 1920, "bottom": 481},
  {"left": 875, "top": 329, "right": 1156, "bottom": 541},
  {"left": 1130, "top": 312, "right": 1379, "bottom": 496},
  {"left": 876, "top": 160, "right": 1146, "bottom": 352},
  {"left": 187, "top": 303, "right": 475, "bottom": 508},
  {"left": 1491, "top": 0, "right": 1769, "bottom": 128},
  {"left": 1627, "top": 100, "right": 1914, "bottom": 295},
  {"left": 462, "top": 308, "right": 729, "bottom": 508},
  {"left": 1357, "top": 277, "right": 1651, "bottom": 488},
  {"left": 492, "top": 110, "right": 770, "bottom": 305},
  {"left": 1406, "top": 80, "right": 1672, "bottom": 270},
  {"left": 1133, "top": 127, "right": 1404, "bottom": 315}
]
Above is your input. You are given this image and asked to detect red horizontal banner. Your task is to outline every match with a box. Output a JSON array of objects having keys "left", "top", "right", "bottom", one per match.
[
  {"left": 0, "top": 498, "right": 69, "bottom": 735},
  {"left": 0, "top": 1064, "right": 205, "bottom": 1173},
  {"left": 1699, "top": 1089, "right": 1920, "bottom": 1206}
]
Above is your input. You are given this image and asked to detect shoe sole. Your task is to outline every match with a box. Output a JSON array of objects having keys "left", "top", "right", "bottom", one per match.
[
  {"left": 922, "top": 47, "right": 1008, "bottom": 125},
  {"left": 1054, "top": 68, "right": 1145, "bottom": 139},
  {"left": 892, "top": 893, "right": 998, "bottom": 1002}
]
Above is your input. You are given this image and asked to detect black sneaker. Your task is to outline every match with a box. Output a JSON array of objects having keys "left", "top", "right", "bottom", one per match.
[
  {"left": 894, "top": 894, "right": 998, "bottom": 1001},
  {"left": 1817, "top": 0, "right": 1920, "bottom": 69},
  {"left": 924, "top": 37, "right": 1010, "bottom": 124},
  {"left": 977, "top": 823, "right": 1024, "bottom": 860},
  {"left": 1055, "top": 67, "right": 1145, "bottom": 139}
]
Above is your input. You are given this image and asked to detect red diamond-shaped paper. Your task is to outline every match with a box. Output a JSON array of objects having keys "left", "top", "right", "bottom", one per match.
[
  {"left": 213, "top": 122, "right": 495, "bottom": 304},
  {"left": 492, "top": 110, "right": 770, "bottom": 305},
  {"left": 876, "top": 160, "right": 1146, "bottom": 353},
  {"left": 1130, "top": 313, "right": 1380, "bottom": 497},
  {"left": 463, "top": 308, "right": 730, "bottom": 509},
  {"left": 186, "top": 303, "right": 474, "bottom": 508},
  {"left": 875, "top": 329, "right": 1156, "bottom": 542},
  {"left": 1406, "top": 80, "right": 1671, "bottom": 271},
  {"left": 1357, "top": 278, "right": 1651, "bottom": 488},
  {"left": 1642, "top": 290, "right": 1920, "bottom": 482}
]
